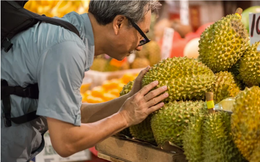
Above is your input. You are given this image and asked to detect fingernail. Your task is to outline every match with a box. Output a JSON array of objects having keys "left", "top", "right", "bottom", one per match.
[
  {"left": 160, "top": 102, "right": 164, "bottom": 106},
  {"left": 162, "top": 86, "right": 167, "bottom": 90},
  {"left": 164, "top": 93, "right": 169, "bottom": 97},
  {"left": 146, "top": 66, "right": 150, "bottom": 70},
  {"left": 153, "top": 81, "right": 158, "bottom": 85}
]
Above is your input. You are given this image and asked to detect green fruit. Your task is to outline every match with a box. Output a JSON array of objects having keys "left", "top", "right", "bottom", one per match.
[
  {"left": 131, "top": 57, "right": 150, "bottom": 69},
  {"left": 198, "top": 13, "right": 249, "bottom": 72},
  {"left": 250, "top": 144, "right": 260, "bottom": 162},
  {"left": 228, "top": 61, "right": 246, "bottom": 90},
  {"left": 212, "top": 71, "right": 240, "bottom": 104},
  {"left": 241, "top": 6, "right": 260, "bottom": 33},
  {"left": 142, "top": 57, "right": 215, "bottom": 102},
  {"left": 129, "top": 115, "right": 155, "bottom": 143},
  {"left": 151, "top": 101, "right": 207, "bottom": 147},
  {"left": 90, "top": 57, "right": 107, "bottom": 71},
  {"left": 239, "top": 42, "right": 260, "bottom": 87},
  {"left": 119, "top": 80, "right": 134, "bottom": 96},
  {"left": 119, "top": 81, "right": 154, "bottom": 142},
  {"left": 183, "top": 114, "right": 204, "bottom": 162},
  {"left": 231, "top": 86, "right": 260, "bottom": 161},
  {"left": 202, "top": 111, "right": 246, "bottom": 162}
]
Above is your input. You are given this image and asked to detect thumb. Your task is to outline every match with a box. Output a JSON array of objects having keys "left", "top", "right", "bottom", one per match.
[{"left": 135, "top": 66, "right": 150, "bottom": 84}]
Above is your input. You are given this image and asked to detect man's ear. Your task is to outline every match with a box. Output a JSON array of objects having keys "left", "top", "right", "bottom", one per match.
[{"left": 113, "top": 15, "right": 126, "bottom": 35}]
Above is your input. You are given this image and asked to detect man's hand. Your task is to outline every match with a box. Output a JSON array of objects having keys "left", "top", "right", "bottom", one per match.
[
  {"left": 128, "top": 66, "right": 151, "bottom": 97},
  {"left": 119, "top": 80, "right": 168, "bottom": 126}
]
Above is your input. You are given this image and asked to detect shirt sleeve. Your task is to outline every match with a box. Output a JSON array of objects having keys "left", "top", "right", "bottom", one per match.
[{"left": 36, "top": 40, "right": 86, "bottom": 126}]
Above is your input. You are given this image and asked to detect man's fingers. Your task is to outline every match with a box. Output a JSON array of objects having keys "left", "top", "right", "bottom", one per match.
[
  {"left": 139, "top": 80, "right": 159, "bottom": 96},
  {"left": 147, "top": 92, "right": 168, "bottom": 107},
  {"left": 144, "top": 85, "right": 167, "bottom": 102},
  {"left": 135, "top": 66, "right": 150, "bottom": 83},
  {"left": 147, "top": 102, "right": 165, "bottom": 114}
]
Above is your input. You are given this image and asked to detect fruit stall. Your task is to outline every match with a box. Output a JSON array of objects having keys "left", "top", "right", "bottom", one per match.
[{"left": 24, "top": 1, "right": 260, "bottom": 162}]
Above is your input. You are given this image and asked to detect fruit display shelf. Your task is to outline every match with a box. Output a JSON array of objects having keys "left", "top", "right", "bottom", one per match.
[{"left": 95, "top": 136, "right": 187, "bottom": 162}]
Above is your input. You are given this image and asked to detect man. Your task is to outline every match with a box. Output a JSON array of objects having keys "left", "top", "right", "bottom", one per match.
[{"left": 1, "top": 0, "right": 168, "bottom": 161}]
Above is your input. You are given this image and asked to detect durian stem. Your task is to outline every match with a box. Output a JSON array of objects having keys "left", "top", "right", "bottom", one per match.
[
  {"left": 206, "top": 92, "right": 215, "bottom": 114},
  {"left": 235, "top": 8, "right": 243, "bottom": 15},
  {"left": 235, "top": 8, "right": 243, "bottom": 19}
]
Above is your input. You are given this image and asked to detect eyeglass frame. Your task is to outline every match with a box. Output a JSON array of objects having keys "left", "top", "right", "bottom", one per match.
[{"left": 127, "top": 17, "right": 150, "bottom": 46}]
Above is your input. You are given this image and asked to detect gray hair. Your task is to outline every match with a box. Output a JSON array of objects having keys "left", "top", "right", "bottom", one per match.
[{"left": 88, "top": 0, "right": 161, "bottom": 25}]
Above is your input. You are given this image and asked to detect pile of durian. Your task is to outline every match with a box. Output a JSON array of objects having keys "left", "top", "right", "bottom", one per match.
[{"left": 118, "top": 8, "right": 260, "bottom": 162}]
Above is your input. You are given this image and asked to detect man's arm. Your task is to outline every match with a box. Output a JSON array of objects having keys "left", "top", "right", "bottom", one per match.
[
  {"left": 47, "top": 80, "right": 168, "bottom": 157},
  {"left": 81, "top": 66, "right": 151, "bottom": 123},
  {"left": 80, "top": 93, "right": 130, "bottom": 123}
]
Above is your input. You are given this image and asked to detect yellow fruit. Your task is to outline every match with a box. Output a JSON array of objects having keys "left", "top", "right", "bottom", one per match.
[
  {"left": 85, "top": 95, "right": 104, "bottom": 103},
  {"left": 103, "top": 93, "right": 118, "bottom": 101},
  {"left": 80, "top": 83, "right": 91, "bottom": 94},
  {"left": 102, "top": 79, "right": 120, "bottom": 90},
  {"left": 121, "top": 73, "right": 136, "bottom": 84},
  {"left": 108, "top": 89, "right": 120, "bottom": 97},
  {"left": 91, "top": 86, "right": 104, "bottom": 98}
]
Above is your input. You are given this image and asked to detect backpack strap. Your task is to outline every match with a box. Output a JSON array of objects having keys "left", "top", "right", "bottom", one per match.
[
  {"left": 1, "top": 80, "right": 39, "bottom": 127},
  {"left": 2, "top": 1, "right": 80, "bottom": 52}
]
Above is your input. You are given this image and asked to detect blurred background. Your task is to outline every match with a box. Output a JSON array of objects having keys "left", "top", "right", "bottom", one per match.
[{"left": 24, "top": 0, "right": 260, "bottom": 162}]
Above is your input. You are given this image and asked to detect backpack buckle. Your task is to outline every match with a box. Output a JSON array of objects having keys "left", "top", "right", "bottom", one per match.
[
  {"left": 2, "top": 38, "right": 13, "bottom": 52},
  {"left": 4, "top": 116, "right": 12, "bottom": 127}
]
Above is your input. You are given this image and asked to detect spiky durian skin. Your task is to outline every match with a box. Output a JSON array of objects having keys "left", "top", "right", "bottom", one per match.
[
  {"left": 212, "top": 71, "right": 240, "bottom": 103},
  {"left": 142, "top": 57, "right": 215, "bottom": 102},
  {"left": 231, "top": 86, "right": 260, "bottom": 161},
  {"left": 129, "top": 115, "right": 155, "bottom": 143},
  {"left": 228, "top": 61, "right": 246, "bottom": 90},
  {"left": 239, "top": 42, "right": 260, "bottom": 87},
  {"left": 119, "top": 80, "right": 154, "bottom": 142},
  {"left": 182, "top": 114, "right": 204, "bottom": 162},
  {"left": 202, "top": 111, "right": 246, "bottom": 162},
  {"left": 118, "top": 81, "right": 134, "bottom": 137},
  {"left": 250, "top": 144, "right": 260, "bottom": 162},
  {"left": 198, "top": 14, "right": 249, "bottom": 72},
  {"left": 151, "top": 101, "right": 207, "bottom": 147},
  {"left": 119, "top": 80, "right": 134, "bottom": 96}
]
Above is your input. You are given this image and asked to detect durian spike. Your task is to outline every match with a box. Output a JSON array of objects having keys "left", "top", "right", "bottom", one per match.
[
  {"left": 235, "top": 8, "right": 243, "bottom": 19},
  {"left": 206, "top": 92, "right": 215, "bottom": 114}
]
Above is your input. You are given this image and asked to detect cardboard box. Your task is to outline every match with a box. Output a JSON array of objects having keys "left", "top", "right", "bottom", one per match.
[{"left": 95, "top": 136, "right": 187, "bottom": 162}]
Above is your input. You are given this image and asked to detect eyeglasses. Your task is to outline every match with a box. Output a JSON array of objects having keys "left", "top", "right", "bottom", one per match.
[{"left": 127, "top": 18, "right": 150, "bottom": 46}]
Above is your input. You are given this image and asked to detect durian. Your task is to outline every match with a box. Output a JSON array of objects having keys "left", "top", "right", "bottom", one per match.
[
  {"left": 239, "top": 42, "right": 260, "bottom": 87},
  {"left": 131, "top": 57, "right": 150, "bottom": 69},
  {"left": 231, "top": 86, "right": 260, "bottom": 161},
  {"left": 212, "top": 71, "right": 240, "bottom": 104},
  {"left": 250, "top": 144, "right": 260, "bottom": 162},
  {"left": 228, "top": 61, "right": 246, "bottom": 90},
  {"left": 182, "top": 114, "right": 204, "bottom": 162},
  {"left": 151, "top": 101, "right": 207, "bottom": 147},
  {"left": 136, "top": 40, "right": 161, "bottom": 66},
  {"left": 129, "top": 115, "right": 155, "bottom": 143},
  {"left": 198, "top": 13, "right": 249, "bottom": 72},
  {"left": 119, "top": 80, "right": 134, "bottom": 96},
  {"left": 142, "top": 57, "right": 215, "bottom": 102},
  {"left": 202, "top": 111, "right": 246, "bottom": 162},
  {"left": 119, "top": 80, "right": 154, "bottom": 142},
  {"left": 90, "top": 56, "right": 107, "bottom": 71}
]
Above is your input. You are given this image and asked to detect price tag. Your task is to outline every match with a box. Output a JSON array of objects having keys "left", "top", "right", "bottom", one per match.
[
  {"left": 249, "top": 13, "right": 260, "bottom": 51},
  {"left": 180, "top": 0, "right": 189, "bottom": 25},
  {"left": 161, "top": 28, "right": 174, "bottom": 60}
]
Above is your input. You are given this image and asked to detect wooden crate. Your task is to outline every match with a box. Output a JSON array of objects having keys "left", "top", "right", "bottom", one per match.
[{"left": 95, "top": 136, "right": 187, "bottom": 162}]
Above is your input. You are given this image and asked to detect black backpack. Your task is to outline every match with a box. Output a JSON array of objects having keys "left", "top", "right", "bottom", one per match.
[{"left": 1, "top": 0, "right": 80, "bottom": 127}]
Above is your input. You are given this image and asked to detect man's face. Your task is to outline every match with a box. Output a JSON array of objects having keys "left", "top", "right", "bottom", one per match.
[{"left": 108, "top": 10, "right": 151, "bottom": 60}]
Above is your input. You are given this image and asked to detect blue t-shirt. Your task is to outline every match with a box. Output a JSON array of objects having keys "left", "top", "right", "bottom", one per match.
[{"left": 1, "top": 12, "right": 94, "bottom": 162}]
